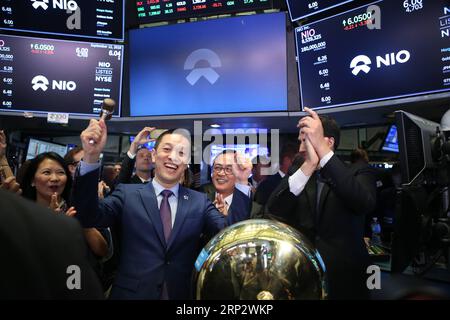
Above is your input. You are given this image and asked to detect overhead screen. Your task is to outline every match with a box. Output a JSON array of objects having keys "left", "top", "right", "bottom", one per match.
[
  {"left": 286, "top": 0, "right": 354, "bottom": 21},
  {"left": 0, "top": 0, "right": 124, "bottom": 41},
  {"left": 295, "top": 0, "right": 450, "bottom": 110},
  {"left": 135, "top": 0, "right": 273, "bottom": 24},
  {"left": 130, "top": 12, "right": 287, "bottom": 116},
  {"left": 0, "top": 34, "right": 123, "bottom": 117}
]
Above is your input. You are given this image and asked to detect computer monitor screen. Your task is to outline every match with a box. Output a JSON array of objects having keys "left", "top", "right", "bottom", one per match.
[
  {"left": 209, "top": 144, "right": 269, "bottom": 165},
  {"left": 135, "top": 0, "right": 273, "bottom": 24},
  {"left": 26, "top": 138, "right": 68, "bottom": 160},
  {"left": 381, "top": 125, "right": 399, "bottom": 153},
  {"left": 286, "top": 0, "right": 354, "bottom": 22},
  {"left": 0, "top": 0, "right": 124, "bottom": 41},
  {"left": 295, "top": 0, "right": 450, "bottom": 110},
  {"left": 129, "top": 12, "right": 287, "bottom": 116},
  {"left": 395, "top": 110, "right": 439, "bottom": 186},
  {"left": 0, "top": 34, "right": 123, "bottom": 117}
]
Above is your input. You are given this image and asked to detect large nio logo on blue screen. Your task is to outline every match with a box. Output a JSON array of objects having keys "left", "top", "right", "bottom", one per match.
[
  {"left": 350, "top": 55, "right": 372, "bottom": 76},
  {"left": 184, "top": 49, "right": 221, "bottom": 86}
]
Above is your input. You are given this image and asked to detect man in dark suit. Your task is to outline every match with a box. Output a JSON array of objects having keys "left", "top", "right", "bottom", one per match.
[
  {"left": 200, "top": 150, "right": 252, "bottom": 225},
  {"left": 73, "top": 120, "right": 246, "bottom": 299},
  {"left": 0, "top": 189, "right": 103, "bottom": 299},
  {"left": 266, "top": 108, "right": 376, "bottom": 299},
  {"left": 116, "top": 127, "right": 155, "bottom": 185}
]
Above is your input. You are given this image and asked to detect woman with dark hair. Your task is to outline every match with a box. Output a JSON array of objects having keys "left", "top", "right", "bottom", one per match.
[{"left": 21, "top": 152, "right": 108, "bottom": 257}]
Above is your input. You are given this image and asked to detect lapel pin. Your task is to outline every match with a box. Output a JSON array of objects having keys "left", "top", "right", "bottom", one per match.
[{"left": 184, "top": 195, "right": 189, "bottom": 200}]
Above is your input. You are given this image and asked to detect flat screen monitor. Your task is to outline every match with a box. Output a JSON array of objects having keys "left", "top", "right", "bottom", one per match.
[
  {"left": 0, "top": 0, "right": 124, "bottom": 41},
  {"left": 129, "top": 136, "right": 156, "bottom": 151},
  {"left": 286, "top": 0, "right": 354, "bottom": 22},
  {"left": 295, "top": 0, "right": 450, "bottom": 110},
  {"left": 129, "top": 12, "right": 287, "bottom": 116},
  {"left": 135, "top": 0, "right": 273, "bottom": 24},
  {"left": 381, "top": 125, "right": 399, "bottom": 153},
  {"left": 209, "top": 144, "right": 269, "bottom": 165},
  {"left": 0, "top": 34, "right": 123, "bottom": 117},
  {"left": 395, "top": 110, "right": 439, "bottom": 186},
  {"left": 26, "top": 138, "right": 68, "bottom": 160}
]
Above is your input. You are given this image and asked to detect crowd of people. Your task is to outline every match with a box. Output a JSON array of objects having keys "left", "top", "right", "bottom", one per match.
[{"left": 0, "top": 108, "right": 385, "bottom": 299}]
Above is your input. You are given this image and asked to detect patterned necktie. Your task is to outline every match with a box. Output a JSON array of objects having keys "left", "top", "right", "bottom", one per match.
[{"left": 160, "top": 189, "right": 173, "bottom": 243}]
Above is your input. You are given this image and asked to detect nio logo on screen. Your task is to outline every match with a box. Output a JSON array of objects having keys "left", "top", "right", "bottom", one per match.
[
  {"left": 32, "top": 75, "right": 77, "bottom": 91},
  {"left": 350, "top": 50, "right": 411, "bottom": 76},
  {"left": 31, "top": 0, "right": 78, "bottom": 11},
  {"left": 31, "top": 0, "right": 49, "bottom": 10},
  {"left": 184, "top": 49, "right": 221, "bottom": 86},
  {"left": 350, "top": 55, "right": 372, "bottom": 75}
]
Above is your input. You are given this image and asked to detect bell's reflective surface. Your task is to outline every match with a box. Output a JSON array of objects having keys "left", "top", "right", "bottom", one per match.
[{"left": 194, "top": 219, "right": 327, "bottom": 300}]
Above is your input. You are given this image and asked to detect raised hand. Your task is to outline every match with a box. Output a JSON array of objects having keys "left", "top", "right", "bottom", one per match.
[
  {"left": 49, "top": 192, "right": 61, "bottom": 212},
  {"left": 232, "top": 152, "right": 253, "bottom": 185},
  {"left": 0, "top": 176, "right": 22, "bottom": 195},
  {"left": 298, "top": 107, "right": 331, "bottom": 159},
  {"left": 0, "top": 130, "right": 6, "bottom": 159},
  {"left": 130, "top": 127, "right": 156, "bottom": 155},
  {"left": 300, "top": 135, "right": 319, "bottom": 177},
  {"left": 65, "top": 206, "right": 77, "bottom": 217},
  {"left": 80, "top": 119, "right": 107, "bottom": 163}
]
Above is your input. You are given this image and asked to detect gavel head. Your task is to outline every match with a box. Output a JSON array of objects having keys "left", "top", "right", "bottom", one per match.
[{"left": 100, "top": 98, "right": 116, "bottom": 121}]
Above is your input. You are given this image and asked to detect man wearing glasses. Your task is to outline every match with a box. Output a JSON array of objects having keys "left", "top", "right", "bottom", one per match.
[{"left": 201, "top": 150, "right": 252, "bottom": 225}]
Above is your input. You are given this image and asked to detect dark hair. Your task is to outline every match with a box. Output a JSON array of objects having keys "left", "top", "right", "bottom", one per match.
[
  {"left": 63, "top": 146, "right": 83, "bottom": 166},
  {"left": 154, "top": 129, "right": 191, "bottom": 151},
  {"left": 320, "top": 115, "right": 340, "bottom": 150},
  {"left": 350, "top": 148, "right": 369, "bottom": 164},
  {"left": 22, "top": 152, "right": 72, "bottom": 203},
  {"left": 280, "top": 143, "right": 298, "bottom": 160}
]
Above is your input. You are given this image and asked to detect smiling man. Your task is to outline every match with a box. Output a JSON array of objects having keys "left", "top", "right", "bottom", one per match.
[{"left": 72, "top": 120, "right": 244, "bottom": 300}]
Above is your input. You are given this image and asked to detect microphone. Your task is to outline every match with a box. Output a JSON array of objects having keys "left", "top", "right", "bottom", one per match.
[{"left": 89, "top": 98, "right": 116, "bottom": 145}]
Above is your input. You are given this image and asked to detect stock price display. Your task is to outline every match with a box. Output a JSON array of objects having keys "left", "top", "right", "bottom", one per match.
[
  {"left": 135, "top": 0, "right": 272, "bottom": 23},
  {"left": 0, "top": 34, "right": 123, "bottom": 116},
  {"left": 286, "top": 0, "right": 354, "bottom": 21},
  {"left": 0, "top": 0, "right": 124, "bottom": 40},
  {"left": 295, "top": 0, "right": 450, "bottom": 110}
]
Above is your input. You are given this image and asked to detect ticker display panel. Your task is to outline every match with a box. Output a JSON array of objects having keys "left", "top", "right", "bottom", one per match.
[
  {"left": 0, "top": 34, "right": 123, "bottom": 116},
  {"left": 295, "top": 0, "right": 450, "bottom": 110},
  {"left": 0, "top": 0, "right": 124, "bottom": 40}
]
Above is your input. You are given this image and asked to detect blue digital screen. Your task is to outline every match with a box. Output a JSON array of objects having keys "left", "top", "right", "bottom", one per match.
[
  {"left": 295, "top": 0, "right": 450, "bottom": 110},
  {"left": 286, "top": 0, "right": 354, "bottom": 22},
  {"left": 129, "top": 13, "right": 287, "bottom": 116},
  {"left": 382, "top": 125, "right": 399, "bottom": 153}
]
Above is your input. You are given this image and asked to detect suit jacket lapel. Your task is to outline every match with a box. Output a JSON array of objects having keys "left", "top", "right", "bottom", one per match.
[
  {"left": 138, "top": 183, "right": 166, "bottom": 248},
  {"left": 167, "top": 186, "right": 191, "bottom": 250},
  {"left": 317, "top": 183, "right": 331, "bottom": 225}
]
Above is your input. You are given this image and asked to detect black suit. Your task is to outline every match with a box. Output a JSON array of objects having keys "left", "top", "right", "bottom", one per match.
[
  {"left": 266, "top": 155, "right": 376, "bottom": 299},
  {"left": 0, "top": 189, "right": 103, "bottom": 299},
  {"left": 254, "top": 172, "right": 283, "bottom": 206},
  {"left": 200, "top": 183, "right": 252, "bottom": 226},
  {"left": 115, "top": 153, "right": 149, "bottom": 185}
]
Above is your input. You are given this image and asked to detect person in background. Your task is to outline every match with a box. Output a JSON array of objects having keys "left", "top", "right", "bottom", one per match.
[
  {"left": 249, "top": 155, "right": 271, "bottom": 191},
  {"left": 0, "top": 130, "right": 21, "bottom": 194},
  {"left": 200, "top": 150, "right": 252, "bottom": 223},
  {"left": 266, "top": 108, "right": 376, "bottom": 299},
  {"left": 116, "top": 127, "right": 155, "bottom": 185},
  {"left": 254, "top": 143, "right": 298, "bottom": 206}
]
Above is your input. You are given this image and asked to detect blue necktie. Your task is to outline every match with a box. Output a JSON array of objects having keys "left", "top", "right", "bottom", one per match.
[{"left": 160, "top": 190, "right": 173, "bottom": 243}]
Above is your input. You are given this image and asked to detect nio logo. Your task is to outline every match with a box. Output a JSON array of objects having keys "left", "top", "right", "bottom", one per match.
[
  {"left": 184, "top": 49, "right": 221, "bottom": 85},
  {"left": 32, "top": 75, "right": 77, "bottom": 92},
  {"left": 32, "top": 75, "right": 50, "bottom": 91},
  {"left": 350, "top": 50, "right": 411, "bottom": 76},
  {"left": 31, "top": 0, "right": 78, "bottom": 11},
  {"left": 31, "top": 0, "right": 49, "bottom": 10},
  {"left": 350, "top": 55, "right": 372, "bottom": 75}
]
